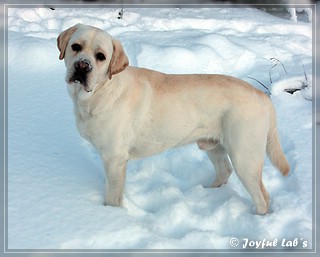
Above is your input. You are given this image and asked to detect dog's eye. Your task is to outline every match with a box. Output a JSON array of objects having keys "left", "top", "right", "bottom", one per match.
[
  {"left": 96, "top": 52, "right": 106, "bottom": 61},
  {"left": 71, "top": 43, "right": 82, "bottom": 52}
]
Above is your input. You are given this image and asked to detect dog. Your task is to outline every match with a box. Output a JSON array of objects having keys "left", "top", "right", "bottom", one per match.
[{"left": 57, "top": 24, "right": 290, "bottom": 215}]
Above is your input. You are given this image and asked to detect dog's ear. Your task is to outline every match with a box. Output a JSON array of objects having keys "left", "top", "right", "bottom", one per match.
[
  {"left": 57, "top": 25, "right": 79, "bottom": 60},
  {"left": 108, "top": 39, "right": 129, "bottom": 80}
]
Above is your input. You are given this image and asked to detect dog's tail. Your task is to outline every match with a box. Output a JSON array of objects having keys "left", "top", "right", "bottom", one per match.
[{"left": 266, "top": 104, "right": 290, "bottom": 176}]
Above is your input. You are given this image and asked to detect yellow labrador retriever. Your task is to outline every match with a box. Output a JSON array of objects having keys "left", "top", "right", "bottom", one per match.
[{"left": 57, "top": 24, "right": 290, "bottom": 214}]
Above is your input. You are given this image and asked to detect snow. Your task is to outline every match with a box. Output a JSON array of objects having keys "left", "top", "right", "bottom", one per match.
[{"left": 6, "top": 7, "right": 313, "bottom": 251}]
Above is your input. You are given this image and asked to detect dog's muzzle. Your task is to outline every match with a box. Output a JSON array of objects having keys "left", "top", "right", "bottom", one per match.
[{"left": 70, "top": 59, "right": 92, "bottom": 85}]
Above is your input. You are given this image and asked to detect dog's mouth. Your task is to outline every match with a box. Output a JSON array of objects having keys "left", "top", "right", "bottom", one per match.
[
  {"left": 71, "top": 76, "right": 85, "bottom": 85},
  {"left": 69, "top": 73, "right": 92, "bottom": 93},
  {"left": 70, "top": 71, "right": 87, "bottom": 84}
]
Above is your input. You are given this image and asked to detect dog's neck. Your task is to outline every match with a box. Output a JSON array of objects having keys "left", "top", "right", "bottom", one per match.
[{"left": 67, "top": 75, "right": 124, "bottom": 116}]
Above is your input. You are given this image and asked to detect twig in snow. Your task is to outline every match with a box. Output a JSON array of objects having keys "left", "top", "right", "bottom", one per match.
[
  {"left": 247, "top": 76, "right": 270, "bottom": 93},
  {"left": 269, "top": 57, "right": 287, "bottom": 83},
  {"left": 300, "top": 59, "right": 308, "bottom": 86},
  {"left": 118, "top": 0, "right": 124, "bottom": 19},
  {"left": 118, "top": 8, "right": 124, "bottom": 19}
]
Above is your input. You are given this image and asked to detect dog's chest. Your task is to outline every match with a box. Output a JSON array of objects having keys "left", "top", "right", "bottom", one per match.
[
  {"left": 71, "top": 97, "right": 103, "bottom": 147},
  {"left": 73, "top": 100, "right": 128, "bottom": 151},
  {"left": 73, "top": 105, "right": 93, "bottom": 141}
]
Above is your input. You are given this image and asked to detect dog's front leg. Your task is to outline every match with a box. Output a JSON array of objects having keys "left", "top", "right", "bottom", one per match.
[{"left": 102, "top": 155, "right": 128, "bottom": 207}]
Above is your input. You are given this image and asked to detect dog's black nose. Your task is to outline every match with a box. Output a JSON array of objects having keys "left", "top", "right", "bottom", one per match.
[{"left": 74, "top": 59, "right": 92, "bottom": 72}]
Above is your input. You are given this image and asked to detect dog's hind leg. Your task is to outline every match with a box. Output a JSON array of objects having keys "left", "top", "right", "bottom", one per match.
[
  {"left": 227, "top": 126, "right": 270, "bottom": 215},
  {"left": 197, "top": 140, "right": 233, "bottom": 188},
  {"left": 231, "top": 155, "right": 269, "bottom": 215}
]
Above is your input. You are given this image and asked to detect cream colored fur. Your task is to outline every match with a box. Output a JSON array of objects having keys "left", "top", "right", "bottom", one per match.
[{"left": 58, "top": 24, "right": 290, "bottom": 215}]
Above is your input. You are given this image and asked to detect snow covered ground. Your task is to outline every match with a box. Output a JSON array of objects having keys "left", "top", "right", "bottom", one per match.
[{"left": 6, "top": 6, "right": 313, "bottom": 251}]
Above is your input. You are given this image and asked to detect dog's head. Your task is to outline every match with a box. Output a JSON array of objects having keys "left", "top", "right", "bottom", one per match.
[{"left": 57, "top": 24, "right": 129, "bottom": 92}]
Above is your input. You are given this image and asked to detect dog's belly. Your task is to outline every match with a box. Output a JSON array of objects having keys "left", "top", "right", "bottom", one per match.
[
  {"left": 128, "top": 93, "right": 225, "bottom": 159},
  {"left": 129, "top": 120, "right": 220, "bottom": 159}
]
